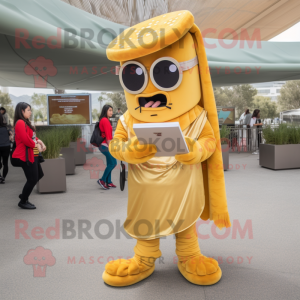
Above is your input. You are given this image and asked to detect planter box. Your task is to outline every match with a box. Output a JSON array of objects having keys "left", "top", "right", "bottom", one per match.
[
  {"left": 70, "top": 142, "right": 86, "bottom": 165},
  {"left": 37, "top": 158, "right": 66, "bottom": 193},
  {"left": 222, "top": 144, "right": 229, "bottom": 170},
  {"left": 60, "top": 147, "right": 75, "bottom": 175},
  {"left": 259, "top": 144, "right": 300, "bottom": 170}
]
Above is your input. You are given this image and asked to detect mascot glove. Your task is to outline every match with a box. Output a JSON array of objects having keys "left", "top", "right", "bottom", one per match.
[
  {"left": 123, "top": 136, "right": 157, "bottom": 164},
  {"left": 175, "top": 137, "right": 202, "bottom": 165}
]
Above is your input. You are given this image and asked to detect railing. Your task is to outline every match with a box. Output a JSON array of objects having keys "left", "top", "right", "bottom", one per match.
[
  {"left": 223, "top": 127, "right": 263, "bottom": 153},
  {"left": 83, "top": 123, "right": 264, "bottom": 154}
]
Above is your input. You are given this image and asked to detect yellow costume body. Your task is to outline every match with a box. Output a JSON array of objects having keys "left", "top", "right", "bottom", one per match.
[{"left": 103, "top": 10, "right": 231, "bottom": 287}]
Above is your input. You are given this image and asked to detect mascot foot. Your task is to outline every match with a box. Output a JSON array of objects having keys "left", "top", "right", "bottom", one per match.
[
  {"left": 102, "top": 255, "right": 155, "bottom": 287},
  {"left": 178, "top": 255, "right": 222, "bottom": 285}
]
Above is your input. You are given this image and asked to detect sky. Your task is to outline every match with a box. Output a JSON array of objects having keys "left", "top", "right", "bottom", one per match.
[{"left": 3, "top": 21, "right": 300, "bottom": 97}]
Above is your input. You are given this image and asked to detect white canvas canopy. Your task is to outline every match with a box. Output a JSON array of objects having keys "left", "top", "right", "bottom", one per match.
[{"left": 0, "top": 0, "right": 300, "bottom": 91}]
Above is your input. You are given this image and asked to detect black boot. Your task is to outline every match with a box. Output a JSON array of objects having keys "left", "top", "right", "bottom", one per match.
[{"left": 18, "top": 195, "right": 36, "bottom": 210}]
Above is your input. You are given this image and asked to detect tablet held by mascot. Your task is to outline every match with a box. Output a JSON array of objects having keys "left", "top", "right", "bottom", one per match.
[{"left": 105, "top": 10, "right": 231, "bottom": 287}]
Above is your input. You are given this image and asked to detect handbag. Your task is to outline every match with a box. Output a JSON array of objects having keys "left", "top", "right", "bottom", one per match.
[
  {"left": 119, "top": 161, "right": 126, "bottom": 191},
  {"left": 38, "top": 153, "right": 45, "bottom": 163},
  {"left": 90, "top": 122, "right": 105, "bottom": 147}
]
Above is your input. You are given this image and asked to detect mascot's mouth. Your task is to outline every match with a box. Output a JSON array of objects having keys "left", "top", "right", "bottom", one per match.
[{"left": 138, "top": 94, "right": 168, "bottom": 108}]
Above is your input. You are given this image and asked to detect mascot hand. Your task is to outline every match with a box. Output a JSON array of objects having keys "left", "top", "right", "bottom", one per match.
[
  {"left": 175, "top": 137, "right": 202, "bottom": 165},
  {"left": 123, "top": 136, "right": 157, "bottom": 164}
]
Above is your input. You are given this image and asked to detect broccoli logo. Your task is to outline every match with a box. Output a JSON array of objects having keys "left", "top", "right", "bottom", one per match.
[
  {"left": 83, "top": 157, "right": 106, "bottom": 179},
  {"left": 23, "top": 246, "right": 56, "bottom": 277},
  {"left": 24, "top": 56, "right": 57, "bottom": 88}
]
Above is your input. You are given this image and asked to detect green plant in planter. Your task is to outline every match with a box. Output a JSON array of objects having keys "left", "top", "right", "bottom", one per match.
[
  {"left": 36, "top": 128, "right": 64, "bottom": 159},
  {"left": 262, "top": 124, "right": 300, "bottom": 145},
  {"left": 219, "top": 125, "right": 231, "bottom": 145},
  {"left": 36, "top": 126, "right": 75, "bottom": 159},
  {"left": 70, "top": 126, "right": 82, "bottom": 142},
  {"left": 59, "top": 126, "right": 73, "bottom": 148}
]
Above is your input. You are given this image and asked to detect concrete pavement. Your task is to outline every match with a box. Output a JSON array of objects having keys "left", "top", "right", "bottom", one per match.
[{"left": 0, "top": 152, "right": 299, "bottom": 300}]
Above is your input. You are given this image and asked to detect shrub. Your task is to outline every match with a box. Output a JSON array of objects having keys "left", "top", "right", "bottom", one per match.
[
  {"left": 262, "top": 123, "right": 300, "bottom": 145},
  {"left": 70, "top": 126, "right": 82, "bottom": 142},
  {"left": 36, "top": 126, "right": 74, "bottom": 159},
  {"left": 59, "top": 126, "right": 73, "bottom": 148},
  {"left": 36, "top": 128, "right": 63, "bottom": 159},
  {"left": 219, "top": 125, "right": 231, "bottom": 145}
]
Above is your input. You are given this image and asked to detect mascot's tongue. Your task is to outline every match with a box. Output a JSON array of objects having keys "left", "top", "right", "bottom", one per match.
[
  {"left": 145, "top": 101, "right": 161, "bottom": 108},
  {"left": 144, "top": 101, "right": 154, "bottom": 108}
]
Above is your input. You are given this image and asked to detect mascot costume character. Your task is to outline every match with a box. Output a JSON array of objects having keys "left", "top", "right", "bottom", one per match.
[{"left": 104, "top": 10, "right": 231, "bottom": 287}]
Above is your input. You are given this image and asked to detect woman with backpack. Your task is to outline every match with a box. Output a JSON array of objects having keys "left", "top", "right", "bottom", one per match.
[
  {"left": 97, "top": 105, "right": 117, "bottom": 190},
  {"left": 12, "top": 102, "right": 46, "bottom": 209},
  {"left": 0, "top": 113, "right": 11, "bottom": 183}
]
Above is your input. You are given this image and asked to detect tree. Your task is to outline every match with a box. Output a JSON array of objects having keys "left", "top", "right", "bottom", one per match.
[
  {"left": 0, "top": 92, "right": 14, "bottom": 124},
  {"left": 31, "top": 93, "right": 47, "bottom": 124},
  {"left": 98, "top": 93, "right": 106, "bottom": 112},
  {"left": 277, "top": 80, "right": 300, "bottom": 111},
  {"left": 252, "top": 96, "right": 278, "bottom": 119},
  {"left": 104, "top": 92, "right": 127, "bottom": 113},
  {"left": 213, "top": 84, "right": 257, "bottom": 119},
  {"left": 32, "top": 108, "right": 43, "bottom": 124},
  {"left": 214, "top": 87, "right": 231, "bottom": 106},
  {"left": 92, "top": 108, "right": 99, "bottom": 121}
]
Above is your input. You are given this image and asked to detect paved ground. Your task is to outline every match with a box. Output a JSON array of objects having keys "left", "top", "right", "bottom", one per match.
[{"left": 0, "top": 152, "right": 300, "bottom": 300}]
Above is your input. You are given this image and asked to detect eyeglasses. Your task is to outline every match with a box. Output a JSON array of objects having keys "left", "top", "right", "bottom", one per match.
[{"left": 115, "top": 56, "right": 199, "bottom": 94}]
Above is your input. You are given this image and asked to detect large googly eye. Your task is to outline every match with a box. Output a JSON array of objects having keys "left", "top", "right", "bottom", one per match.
[
  {"left": 119, "top": 61, "right": 148, "bottom": 94},
  {"left": 150, "top": 57, "right": 183, "bottom": 91}
]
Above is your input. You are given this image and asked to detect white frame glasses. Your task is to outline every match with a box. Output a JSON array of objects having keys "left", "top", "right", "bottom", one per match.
[{"left": 115, "top": 56, "right": 199, "bottom": 94}]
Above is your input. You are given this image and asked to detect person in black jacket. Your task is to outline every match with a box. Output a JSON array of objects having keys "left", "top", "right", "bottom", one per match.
[{"left": 0, "top": 113, "right": 12, "bottom": 183}]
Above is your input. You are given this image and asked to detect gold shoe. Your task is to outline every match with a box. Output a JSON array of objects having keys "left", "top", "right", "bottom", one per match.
[
  {"left": 102, "top": 256, "right": 155, "bottom": 287},
  {"left": 177, "top": 255, "right": 222, "bottom": 285}
]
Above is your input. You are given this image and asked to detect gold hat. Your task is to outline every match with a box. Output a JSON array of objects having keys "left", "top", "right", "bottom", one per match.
[{"left": 107, "top": 11, "right": 194, "bottom": 61}]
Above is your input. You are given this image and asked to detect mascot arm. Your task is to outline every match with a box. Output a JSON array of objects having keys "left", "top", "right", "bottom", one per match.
[
  {"left": 175, "top": 119, "right": 216, "bottom": 165},
  {"left": 109, "top": 120, "right": 157, "bottom": 164},
  {"left": 109, "top": 120, "right": 128, "bottom": 161},
  {"left": 197, "top": 119, "right": 216, "bottom": 162}
]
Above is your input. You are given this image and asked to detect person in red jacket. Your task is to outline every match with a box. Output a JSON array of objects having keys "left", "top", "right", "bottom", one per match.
[
  {"left": 97, "top": 105, "right": 117, "bottom": 190},
  {"left": 13, "top": 102, "right": 46, "bottom": 209}
]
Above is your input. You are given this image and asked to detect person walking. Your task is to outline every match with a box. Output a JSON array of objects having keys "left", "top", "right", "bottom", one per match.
[
  {"left": 243, "top": 109, "right": 252, "bottom": 127},
  {"left": 250, "top": 109, "right": 263, "bottom": 155},
  {"left": 97, "top": 105, "right": 117, "bottom": 190},
  {"left": 242, "top": 109, "right": 252, "bottom": 149},
  {"left": 0, "top": 107, "right": 10, "bottom": 125},
  {"left": 12, "top": 102, "right": 46, "bottom": 209},
  {"left": 239, "top": 108, "right": 249, "bottom": 125},
  {"left": 0, "top": 113, "right": 11, "bottom": 183}
]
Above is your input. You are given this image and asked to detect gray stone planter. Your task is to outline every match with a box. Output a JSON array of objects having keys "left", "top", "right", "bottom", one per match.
[
  {"left": 259, "top": 144, "right": 300, "bottom": 170},
  {"left": 37, "top": 158, "right": 66, "bottom": 193},
  {"left": 222, "top": 144, "right": 230, "bottom": 170},
  {"left": 70, "top": 141, "right": 86, "bottom": 165},
  {"left": 60, "top": 147, "right": 75, "bottom": 175}
]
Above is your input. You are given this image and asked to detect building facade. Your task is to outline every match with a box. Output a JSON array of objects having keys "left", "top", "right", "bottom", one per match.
[{"left": 251, "top": 81, "right": 285, "bottom": 102}]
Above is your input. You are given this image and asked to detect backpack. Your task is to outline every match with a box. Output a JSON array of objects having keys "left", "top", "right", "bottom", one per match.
[{"left": 90, "top": 122, "right": 104, "bottom": 147}]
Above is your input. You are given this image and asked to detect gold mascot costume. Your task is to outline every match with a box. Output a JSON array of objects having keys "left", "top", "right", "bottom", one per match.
[{"left": 104, "top": 10, "right": 231, "bottom": 286}]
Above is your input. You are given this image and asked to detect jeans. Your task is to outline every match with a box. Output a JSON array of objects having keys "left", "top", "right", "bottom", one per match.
[
  {"left": 0, "top": 145, "right": 10, "bottom": 178},
  {"left": 99, "top": 145, "right": 117, "bottom": 184},
  {"left": 20, "top": 156, "right": 44, "bottom": 201}
]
